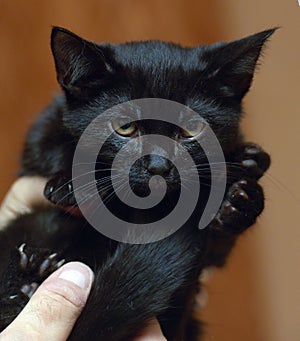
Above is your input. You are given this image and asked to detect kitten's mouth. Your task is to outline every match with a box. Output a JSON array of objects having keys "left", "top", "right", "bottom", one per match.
[
  {"left": 131, "top": 177, "right": 180, "bottom": 197},
  {"left": 149, "top": 175, "right": 166, "bottom": 190},
  {"left": 62, "top": 205, "right": 84, "bottom": 217}
]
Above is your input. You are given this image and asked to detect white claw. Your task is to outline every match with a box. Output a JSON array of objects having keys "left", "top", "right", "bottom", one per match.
[
  {"left": 18, "top": 243, "right": 26, "bottom": 253},
  {"left": 49, "top": 253, "right": 57, "bottom": 259},
  {"left": 56, "top": 259, "right": 66, "bottom": 268}
]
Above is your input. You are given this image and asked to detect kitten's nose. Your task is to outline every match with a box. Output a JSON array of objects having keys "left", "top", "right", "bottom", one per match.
[{"left": 148, "top": 154, "right": 171, "bottom": 176}]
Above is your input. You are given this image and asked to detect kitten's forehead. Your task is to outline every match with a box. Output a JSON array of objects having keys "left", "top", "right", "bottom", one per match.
[
  {"left": 108, "top": 41, "right": 207, "bottom": 72},
  {"left": 100, "top": 42, "right": 208, "bottom": 101}
]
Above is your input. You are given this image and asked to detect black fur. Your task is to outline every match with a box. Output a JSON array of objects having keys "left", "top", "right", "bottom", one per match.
[{"left": 0, "top": 27, "right": 274, "bottom": 340}]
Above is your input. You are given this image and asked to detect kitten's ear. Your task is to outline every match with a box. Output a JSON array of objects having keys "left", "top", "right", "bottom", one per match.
[
  {"left": 204, "top": 28, "right": 277, "bottom": 100},
  {"left": 51, "top": 27, "right": 115, "bottom": 96}
]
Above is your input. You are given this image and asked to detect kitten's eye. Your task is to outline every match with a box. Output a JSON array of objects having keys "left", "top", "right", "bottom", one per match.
[
  {"left": 112, "top": 119, "right": 137, "bottom": 137},
  {"left": 181, "top": 120, "right": 204, "bottom": 139}
]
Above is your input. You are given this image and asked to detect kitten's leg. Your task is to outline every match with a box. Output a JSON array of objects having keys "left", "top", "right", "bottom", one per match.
[
  {"left": 212, "top": 141, "right": 270, "bottom": 233},
  {"left": 196, "top": 143, "right": 270, "bottom": 338},
  {"left": 204, "top": 142, "right": 270, "bottom": 267},
  {"left": 68, "top": 235, "right": 204, "bottom": 341}
]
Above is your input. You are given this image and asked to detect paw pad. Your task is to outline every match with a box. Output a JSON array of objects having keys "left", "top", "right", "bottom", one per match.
[
  {"left": 236, "top": 143, "right": 271, "bottom": 179},
  {"left": 211, "top": 178, "right": 264, "bottom": 233}
]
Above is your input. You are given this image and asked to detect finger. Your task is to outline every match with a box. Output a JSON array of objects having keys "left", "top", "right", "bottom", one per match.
[
  {"left": 0, "top": 262, "right": 94, "bottom": 341},
  {"left": 0, "top": 176, "right": 50, "bottom": 229},
  {"left": 132, "top": 318, "right": 167, "bottom": 341}
]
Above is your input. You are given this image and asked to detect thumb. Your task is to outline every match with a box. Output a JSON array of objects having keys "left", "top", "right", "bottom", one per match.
[{"left": 0, "top": 262, "right": 94, "bottom": 341}]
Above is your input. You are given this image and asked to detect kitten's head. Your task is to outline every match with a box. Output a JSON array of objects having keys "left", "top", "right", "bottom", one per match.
[{"left": 51, "top": 27, "right": 275, "bottom": 196}]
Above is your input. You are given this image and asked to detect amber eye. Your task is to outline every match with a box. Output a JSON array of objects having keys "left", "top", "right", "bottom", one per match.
[
  {"left": 181, "top": 120, "right": 205, "bottom": 138},
  {"left": 112, "top": 119, "right": 137, "bottom": 137}
]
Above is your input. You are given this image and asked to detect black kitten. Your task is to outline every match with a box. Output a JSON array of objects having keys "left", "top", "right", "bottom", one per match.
[{"left": 0, "top": 27, "right": 274, "bottom": 340}]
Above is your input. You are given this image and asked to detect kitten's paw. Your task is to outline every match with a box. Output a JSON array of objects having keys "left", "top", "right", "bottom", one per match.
[
  {"left": 16, "top": 243, "right": 65, "bottom": 298},
  {"left": 236, "top": 143, "right": 271, "bottom": 179},
  {"left": 18, "top": 243, "right": 65, "bottom": 277},
  {"left": 44, "top": 175, "right": 76, "bottom": 206},
  {"left": 0, "top": 245, "right": 64, "bottom": 330},
  {"left": 0, "top": 244, "right": 65, "bottom": 325},
  {"left": 211, "top": 179, "right": 264, "bottom": 233}
]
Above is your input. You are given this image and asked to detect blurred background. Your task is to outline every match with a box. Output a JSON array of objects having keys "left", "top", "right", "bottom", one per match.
[{"left": 0, "top": 1, "right": 299, "bottom": 340}]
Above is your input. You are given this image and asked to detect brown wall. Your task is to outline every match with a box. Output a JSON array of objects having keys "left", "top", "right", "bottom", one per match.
[{"left": 0, "top": 1, "right": 299, "bottom": 340}]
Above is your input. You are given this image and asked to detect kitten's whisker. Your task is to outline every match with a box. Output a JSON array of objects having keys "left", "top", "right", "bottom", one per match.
[
  {"left": 101, "top": 181, "right": 128, "bottom": 206},
  {"left": 263, "top": 172, "right": 300, "bottom": 202},
  {"left": 72, "top": 163, "right": 118, "bottom": 171},
  {"left": 79, "top": 180, "right": 128, "bottom": 218},
  {"left": 180, "top": 176, "right": 213, "bottom": 190},
  {"left": 52, "top": 175, "right": 122, "bottom": 206},
  {"left": 46, "top": 172, "right": 112, "bottom": 197},
  {"left": 74, "top": 178, "right": 126, "bottom": 208}
]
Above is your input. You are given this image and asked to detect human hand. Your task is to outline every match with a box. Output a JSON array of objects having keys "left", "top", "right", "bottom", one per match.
[
  {"left": 0, "top": 177, "right": 166, "bottom": 340},
  {"left": 0, "top": 261, "right": 94, "bottom": 341},
  {"left": 0, "top": 176, "right": 50, "bottom": 230}
]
